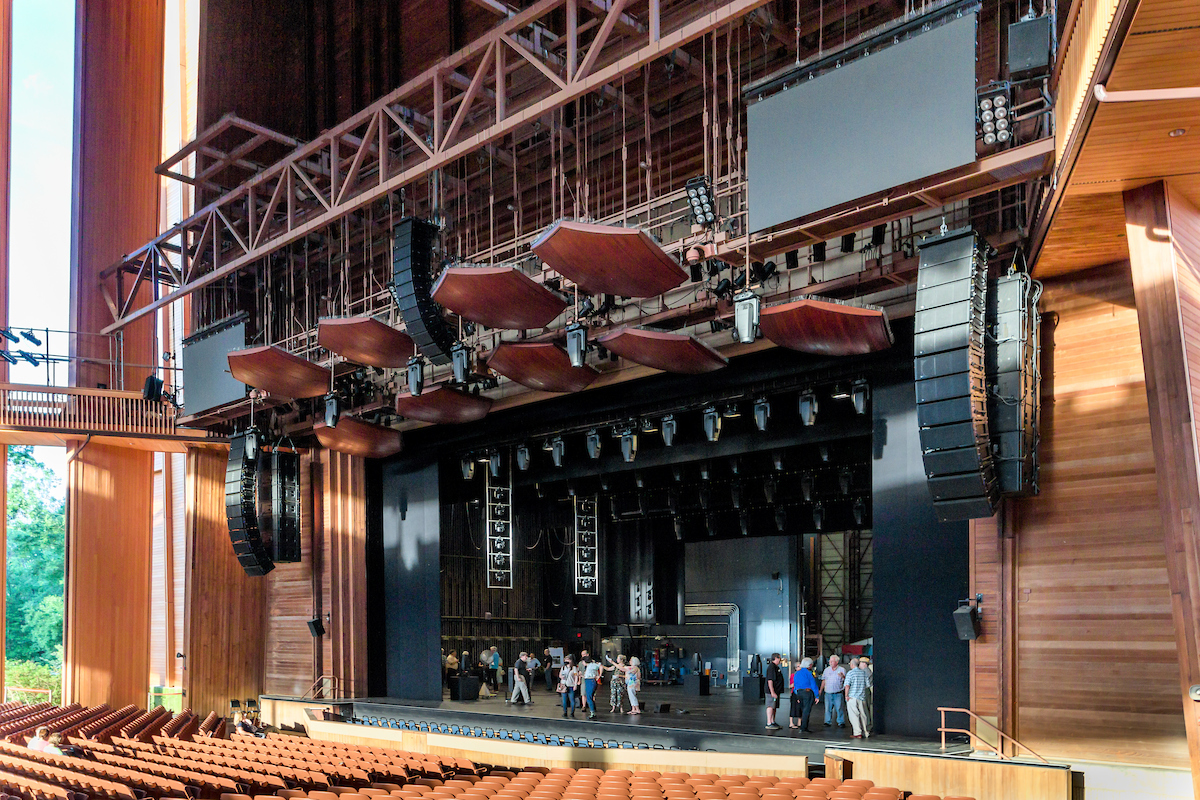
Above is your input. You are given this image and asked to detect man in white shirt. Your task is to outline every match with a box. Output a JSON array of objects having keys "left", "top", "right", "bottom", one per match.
[{"left": 821, "top": 654, "right": 847, "bottom": 728}]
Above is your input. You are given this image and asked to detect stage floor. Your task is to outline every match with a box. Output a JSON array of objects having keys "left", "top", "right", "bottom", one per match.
[{"left": 343, "top": 683, "right": 970, "bottom": 760}]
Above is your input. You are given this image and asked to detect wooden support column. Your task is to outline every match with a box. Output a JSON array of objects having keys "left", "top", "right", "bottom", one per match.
[
  {"left": 1125, "top": 180, "right": 1200, "bottom": 796},
  {"left": 317, "top": 449, "right": 368, "bottom": 698}
]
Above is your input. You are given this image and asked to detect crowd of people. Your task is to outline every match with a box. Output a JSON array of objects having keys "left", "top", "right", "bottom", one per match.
[{"left": 764, "top": 653, "right": 873, "bottom": 737}]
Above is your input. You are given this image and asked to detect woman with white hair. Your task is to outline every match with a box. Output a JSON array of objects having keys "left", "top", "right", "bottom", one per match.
[
  {"left": 624, "top": 657, "right": 642, "bottom": 714},
  {"left": 789, "top": 657, "right": 821, "bottom": 732}
]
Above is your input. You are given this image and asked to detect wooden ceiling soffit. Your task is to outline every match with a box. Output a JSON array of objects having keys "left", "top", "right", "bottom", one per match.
[
  {"left": 597, "top": 327, "right": 729, "bottom": 374},
  {"left": 758, "top": 297, "right": 894, "bottom": 357},
  {"left": 487, "top": 342, "right": 601, "bottom": 393},
  {"left": 227, "top": 345, "right": 329, "bottom": 399},
  {"left": 313, "top": 418, "right": 402, "bottom": 459},
  {"left": 394, "top": 384, "right": 494, "bottom": 424},
  {"left": 531, "top": 220, "right": 689, "bottom": 298},
  {"left": 432, "top": 266, "right": 568, "bottom": 330},
  {"left": 317, "top": 316, "right": 416, "bottom": 368}
]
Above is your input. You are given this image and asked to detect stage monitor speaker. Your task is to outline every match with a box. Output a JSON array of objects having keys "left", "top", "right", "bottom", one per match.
[
  {"left": 307, "top": 617, "right": 325, "bottom": 637},
  {"left": 393, "top": 217, "right": 455, "bottom": 365},
  {"left": 226, "top": 430, "right": 274, "bottom": 576},
  {"left": 1008, "top": 15, "right": 1052, "bottom": 79},
  {"left": 986, "top": 271, "right": 1041, "bottom": 495},
  {"left": 259, "top": 449, "right": 301, "bottom": 563},
  {"left": 651, "top": 702, "right": 671, "bottom": 713},
  {"left": 914, "top": 227, "right": 999, "bottom": 522},
  {"left": 953, "top": 603, "right": 981, "bottom": 640}
]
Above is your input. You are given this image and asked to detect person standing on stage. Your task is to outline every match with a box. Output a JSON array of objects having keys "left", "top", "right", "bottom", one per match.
[
  {"left": 844, "top": 657, "right": 872, "bottom": 738},
  {"left": 822, "top": 654, "right": 847, "bottom": 728},
  {"left": 625, "top": 657, "right": 642, "bottom": 714},
  {"left": 445, "top": 651, "right": 459, "bottom": 685},
  {"left": 764, "top": 653, "right": 785, "bottom": 730},
  {"left": 509, "top": 652, "right": 532, "bottom": 706},
  {"left": 582, "top": 655, "right": 602, "bottom": 720},
  {"left": 789, "top": 657, "right": 820, "bottom": 731},
  {"left": 492, "top": 647, "right": 504, "bottom": 689},
  {"left": 528, "top": 651, "right": 542, "bottom": 690},
  {"left": 604, "top": 654, "right": 628, "bottom": 713},
  {"left": 544, "top": 648, "right": 556, "bottom": 691},
  {"left": 480, "top": 647, "right": 496, "bottom": 691},
  {"left": 558, "top": 656, "right": 579, "bottom": 717}
]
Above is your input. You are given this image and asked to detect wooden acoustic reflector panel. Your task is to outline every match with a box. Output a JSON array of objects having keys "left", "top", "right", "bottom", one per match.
[
  {"left": 317, "top": 317, "right": 415, "bottom": 367},
  {"left": 531, "top": 220, "right": 689, "bottom": 298},
  {"left": 487, "top": 342, "right": 600, "bottom": 393},
  {"left": 597, "top": 327, "right": 728, "bottom": 374},
  {"left": 314, "top": 418, "right": 403, "bottom": 459},
  {"left": 228, "top": 345, "right": 329, "bottom": 398},
  {"left": 758, "top": 297, "right": 894, "bottom": 356},
  {"left": 432, "top": 266, "right": 568, "bottom": 330},
  {"left": 394, "top": 384, "right": 493, "bottom": 424}
]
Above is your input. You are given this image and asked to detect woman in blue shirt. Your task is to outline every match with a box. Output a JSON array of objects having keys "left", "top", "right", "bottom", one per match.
[{"left": 790, "top": 657, "right": 821, "bottom": 731}]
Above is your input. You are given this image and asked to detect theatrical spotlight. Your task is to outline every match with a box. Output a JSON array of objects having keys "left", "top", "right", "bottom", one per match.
[
  {"left": 566, "top": 323, "right": 587, "bottom": 367},
  {"left": 18, "top": 351, "right": 38, "bottom": 367},
  {"left": 620, "top": 429, "right": 638, "bottom": 463},
  {"left": 586, "top": 429, "right": 602, "bottom": 459},
  {"left": 699, "top": 462, "right": 711, "bottom": 481},
  {"left": 451, "top": 343, "right": 471, "bottom": 383},
  {"left": 813, "top": 503, "right": 825, "bottom": 531},
  {"left": 977, "top": 82, "right": 1012, "bottom": 146},
  {"left": 0, "top": 329, "right": 18, "bottom": 344},
  {"left": 703, "top": 406, "right": 722, "bottom": 442},
  {"left": 550, "top": 436, "right": 565, "bottom": 467},
  {"left": 461, "top": 457, "right": 476, "bottom": 481},
  {"left": 661, "top": 415, "right": 677, "bottom": 446},
  {"left": 407, "top": 357, "right": 425, "bottom": 396},
  {"left": 754, "top": 397, "right": 770, "bottom": 432},
  {"left": 733, "top": 290, "right": 760, "bottom": 344},
  {"left": 764, "top": 477, "right": 777, "bottom": 504},
  {"left": 800, "top": 474, "right": 815, "bottom": 502},
  {"left": 324, "top": 394, "right": 340, "bottom": 428},
  {"left": 775, "top": 507, "right": 787, "bottom": 532},
  {"left": 516, "top": 443, "right": 531, "bottom": 471},
  {"left": 0, "top": 351, "right": 16, "bottom": 365},
  {"left": 578, "top": 296, "right": 596, "bottom": 317},
  {"left": 750, "top": 260, "right": 777, "bottom": 284},
  {"left": 739, "top": 510, "right": 750, "bottom": 537},
  {"left": 488, "top": 450, "right": 502, "bottom": 478},
  {"left": 853, "top": 497, "right": 866, "bottom": 526},
  {"left": 799, "top": 390, "right": 818, "bottom": 426},
  {"left": 20, "top": 330, "right": 41, "bottom": 346},
  {"left": 851, "top": 379, "right": 869, "bottom": 415},
  {"left": 640, "top": 418, "right": 658, "bottom": 433},
  {"left": 674, "top": 518, "right": 684, "bottom": 542},
  {"left": 773, "top": 451, "right": 784, "bottom": 471},
  {"left": 839, "top": 467, "right": 853, "bottom": 495},
  {"left": 686, "top": 175, "right": 716, "bottom": 227},
  {"left": 705, "top": 513, "right": 716, "bottom": 537},
  {"left": 731, "top": 484, "right": 742, "bottom": 509}
]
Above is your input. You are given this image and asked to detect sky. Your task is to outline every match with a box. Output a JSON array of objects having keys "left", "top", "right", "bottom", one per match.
[{"left": 9, "top": 0, "right": 76, "bottom": 488}]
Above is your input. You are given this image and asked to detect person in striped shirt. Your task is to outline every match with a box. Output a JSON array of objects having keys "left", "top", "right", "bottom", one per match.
[{"left": 844, "top": 657, "right": 873, "bottom": 738}]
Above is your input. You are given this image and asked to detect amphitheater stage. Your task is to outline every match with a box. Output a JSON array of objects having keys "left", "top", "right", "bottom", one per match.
[{"left": 263, "top": 684, "right": 970, "bottom": 761}]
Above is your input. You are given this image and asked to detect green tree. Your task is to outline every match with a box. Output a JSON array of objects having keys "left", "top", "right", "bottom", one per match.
[{"left": 6, "top": 445, "right": 65, "bottom": 666}]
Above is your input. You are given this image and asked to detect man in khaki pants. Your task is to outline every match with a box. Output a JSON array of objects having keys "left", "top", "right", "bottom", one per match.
[{"left": 844, "top": 657, "right": 872, "bottom": 738}]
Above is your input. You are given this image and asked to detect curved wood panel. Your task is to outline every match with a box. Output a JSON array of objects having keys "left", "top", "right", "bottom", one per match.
[
  {"left": 394, "top": 384, "right": 493, "bottom": 424},
  {"left": 531, "top": 220, "right": 689, "bottom": 298},
  {"left": 487, "top": 342, "right": 600, "bottom": 393},
  {"left": 432, "top": 266, "right": 567, "bottom": 330},
  {"left": 597, "top": 327, "right": 728, "bottom": 374},
  {"left": 314, "top": 418, "right": 403, "bottom": 459},
  {"left": 759, "top": 298, "right": 894, "bottom": 356},
  {"left": 317, "top": 317, "right": 415, "bottom": 367},
  {"left": 228, "top": 345, "right": 329, "bottom": 398}
]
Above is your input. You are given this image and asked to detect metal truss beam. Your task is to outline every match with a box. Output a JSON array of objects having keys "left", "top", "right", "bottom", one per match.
[{"left": 100, "top": 0, "right": 773, "bottom": 334}]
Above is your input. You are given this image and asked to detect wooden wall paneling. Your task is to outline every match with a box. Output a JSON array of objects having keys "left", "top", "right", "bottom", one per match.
[
  {"left": 319, "top": 449, "right": 368, "bottom": 698},
  {"left": 69, "top": 0, "right": 164, "bottom": 389},
  {"left": 64, "top": 443, "right": 154, "bottom": 708},
  {"left": 1125, "top": 181, "right": 1200, "bottom": 792},
  {"left": 1007, "top": 261, "right": 1187, "bottom": 768},
  {"left": 968, "top": 515, "right": 1000, "bottom": 742},
  {"left": 263, "top": 451, "right": 319, "bottom": 697},
  {"left": 822, "top": 749, "right": 1072, "bottom": 800},
  {"left": 150, "top": 453, "right": 168, "bottom": 686},
  {"left": 170, "top": 452, "right": 186, "bottom": 686},
  {"left": 181, "top": 445, "right": 265, "bottom": 717}
]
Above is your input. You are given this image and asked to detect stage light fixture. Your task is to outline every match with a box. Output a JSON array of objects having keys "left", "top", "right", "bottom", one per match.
[
  {"left": 800, "top": 474, "right": 815, "bottom": 502},
  {"left": 661, "top": 415, "right": 677, "bottom": 446},
  {"left": 831, "top": 385, "right": 851, "bottom": 400},
  {"left": 324, "top": 394, "right": 340, "bottom": 428},
  {"left": 640, "top": 418, "right": 658, "bottom": 433},
  {"left": 764, "top": 478, "right": 777, "bottom": 503},
  {"left": 634, "top": 471, "right": 645, "bottom": 488},
  {"left": 750, "top": 260, "right": 777, "bottom": 284},
  {"left": 20, "top": 330, "right": 41, "bottom": 346},
  {"left": 516, "top": 443, "right": 531, "bottom": 471},
  {"left": 799, "top": 390, "right": 818, "bottom": 426},
  {"left": 730, "top": 455, "right": 741, "bottom": 474},
  {"left": 853, "top": 497, "right": 866, "bottom": 526},
  {"left": 668, "top": 488, "right": 679, "bottom": 513},
  {"left": 142, "top": 375, "right": 164, "bottom": 402},
  {"left": 621, "top": 430, "right": 638, "bottom": 463},
  {"left": 703, "top": 406, "right": 722, "bottom": 442},
  {"left": 551, "top": 436, "right": 565, "bottom": 467},
  {"left": 851, "top": 379, "right": 869, "bottom": 415},
  {"left": 705, "top": 513, "right": 716, "bottom": 537},
  {"left": 489, "top": 450, "right": 502, "bottom": 478},
  {"left": 739, "top": 510, "right": 750, "bottom": 537},
  {"left": 713, "top": 278, "right": 733, "bottom": 299},
  {"left": 813, "top": 503, "right": 825, "bottom": 531},
  {"left": 579, "top": 296, "right": 596, "bottom": 317},
  {"left": 461, "top": 457, "right": 476, "bottom": 481},
  {"left": 674, "top": 518, "right": 684, "bottom": 541},
  {"left": 686, "top": 175, "right": 716, "bottom": 226},
  {"left": 672, "top": 465, "right": 683, "bottom": 482},
  {"left": 407, "top": 357, "right": 424, "bottom": 396},
  {"left": 18, "top": 351, "right": 38, "bottom": 366},
  {"left": 839, "top": 467, "right": 853, "bottom": 495},
  {"left": 0, "top": 351, "right": 16, "bottom": 365},
  {"left": 775, "top": 507, "right": 787, "bottom": 532},
  {"left": 773, "top": 451, "right": 784, "bottom": 471},
  {"left": 731, "top": 484, "right": 742, "bottom": 509},
  {"left": 699, "top": 487, "right": 710, "bottom": 510},
  {"left": 722, "top": 403, "right": 740, "bottom": 419},
  {"left": 978, "top": 83, "right": 1012, "bottom": 147},
  {"left": 586, "top": 429, "right": 602, "bottom": 459},
  {"left": 754, "top": 397, "right": 770, "bottom": 432},
  {"left": 566, "top": 323, "right": 587, "bottom": 367},
  {"left": 699, "top": 461, "right": 711, "bottom": 481},
  {"left": 820, "top": 445, "right": 830, "bottom": 462},
  {"left": 451, "top": 343, "right": 471, "bottom": 383},
  {"left": 0, "top": 329, "right": 18, "bottom": 344}
]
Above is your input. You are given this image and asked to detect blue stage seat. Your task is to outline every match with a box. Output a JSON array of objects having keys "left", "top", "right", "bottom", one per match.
[{"left": 549, "top": 735, "right": 560, "bottom": 746}]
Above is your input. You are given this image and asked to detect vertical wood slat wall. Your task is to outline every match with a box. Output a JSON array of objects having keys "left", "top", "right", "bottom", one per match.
[{"left": 320, "top": 450, "right": 368, "bottom": 699}]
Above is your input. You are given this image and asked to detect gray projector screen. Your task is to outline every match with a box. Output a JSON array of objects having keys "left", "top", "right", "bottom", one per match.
[
  {"left": 182, "top": 321, "right": 247, "bottom": 416},
  {"left": 747, "top": 13, "right": 978, "bottom": 233}
]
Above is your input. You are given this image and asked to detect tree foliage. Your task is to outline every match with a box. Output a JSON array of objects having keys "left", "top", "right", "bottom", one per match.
[{"left": 6, "top": 446, "right": 65, "bottom": 666}]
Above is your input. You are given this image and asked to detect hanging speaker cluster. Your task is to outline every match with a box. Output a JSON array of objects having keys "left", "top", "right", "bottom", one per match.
[
  {"left": 914, "top": 228, "right": 999, "bottom": 522},
  {"left": 392, "top": 218, "right": 456, "bottom": 365},
  {"left": 259, "top": 449, "right": 302, "bottom": 563},
  {"left": 226, "top": 431, "right": 303, "bottom": 576},
  {"left": 986, "top": 272, "right": 1040, "bottom": 495}
]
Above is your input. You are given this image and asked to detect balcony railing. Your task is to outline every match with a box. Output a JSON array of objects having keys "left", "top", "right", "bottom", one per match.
[{"left": 0, "top": 382, "right": 210, "bottom": 441}]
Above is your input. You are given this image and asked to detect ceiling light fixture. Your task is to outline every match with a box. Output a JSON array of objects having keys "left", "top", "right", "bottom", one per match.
[
  {"left": 799, "top": 390, "right": 818, "bottom": 426},
  {"left": 661, "top": 415, "right": 677, "bottom": 446},
  {"left": 586, "top": 429, "right": 602, "bottom": 460},
  {"left": 754, "top": 397, "right": 770, "bottom": 432},
  {"left": 407, "top": 357, "right": 424, "bottom": 397},
  {"left": 566, "top": 323, "right": 587, "bottom": 367},
  {"left": 703, "top": 406, "right": 722, "bottom": 442},
  {"left": 516, "top": 444, "right": 531, "bottom": 471}
]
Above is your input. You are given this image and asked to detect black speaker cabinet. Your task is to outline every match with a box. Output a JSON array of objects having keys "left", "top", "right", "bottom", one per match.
[
  {"left": 307, "top": 617, "right": 325, "bottom": 637},
  {"left": 953, "top": 603, "right": 981, "bottom": 641},
  {"left": 915, "top": 228, "right": 999, "bottom": 522},
  {"left": 1008, "top": 15, "right": 1052, "bottom": 79},
  {"left": 986, "top": 272, "right": 1041, "bottom": 495},
  {"left": 259, "top": 450, "right": 302, "bottom": 563},
  {"left": 226, "top": 431, "right": 274, "bottom": 576},
  {"left": 393, "top": 217, "right": 455, "bottom": 365}
]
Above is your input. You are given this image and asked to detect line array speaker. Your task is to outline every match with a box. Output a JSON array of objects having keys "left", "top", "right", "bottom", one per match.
[
  {"left": 986, "top": 272, "right": 1041, "bottom": 495},
  {"left": 226, "top": 430, "right": 274, "bottom": 576},
  {"left": 914, "top": 227, "right": 999, "bottom": 522},
  {"left": 392, "top": 217, "right": 455, "bottom": 365},
  {"left": 259, "top": 449, "right": 302, "bottom": 563}
]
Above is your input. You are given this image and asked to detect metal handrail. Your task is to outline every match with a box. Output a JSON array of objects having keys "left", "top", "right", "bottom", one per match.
[
  {"left": 5, "top": 687, "right": 53, "bottom": 704},
  {"left": 938, "top": 706, "right": 1048, "bottom": 763},
  {"left": 302, "top": 675, "right": 340, "bottom": 700}
]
